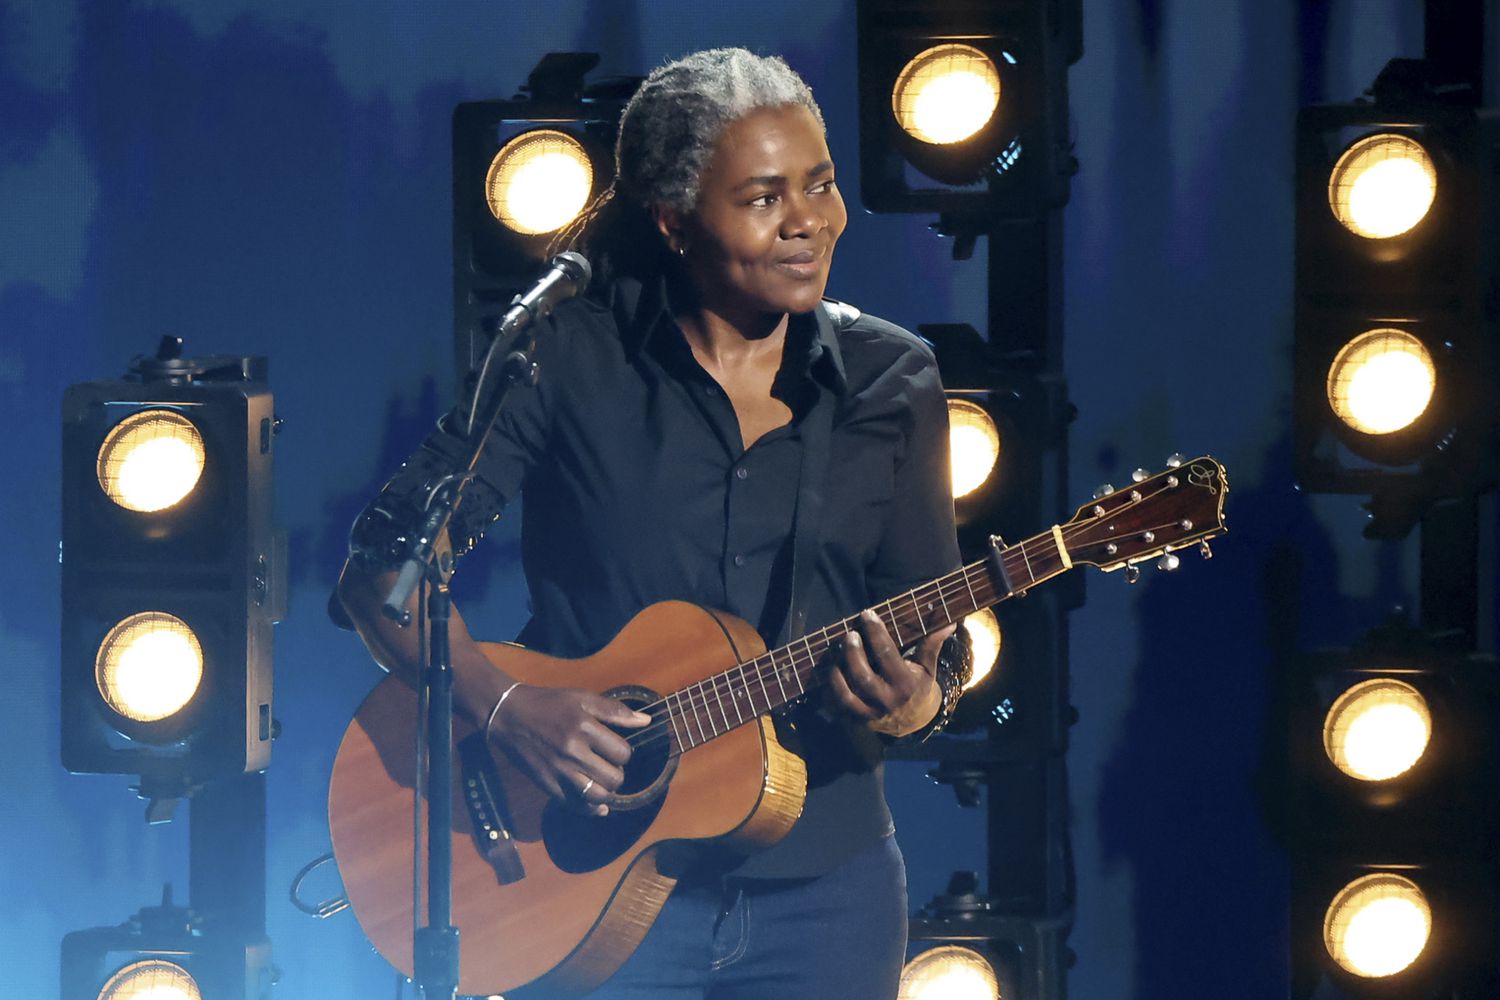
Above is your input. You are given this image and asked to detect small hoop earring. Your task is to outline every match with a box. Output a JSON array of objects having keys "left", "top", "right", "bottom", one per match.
[{"left": 676, "top": 246, "right": 686, "bottom": 257}]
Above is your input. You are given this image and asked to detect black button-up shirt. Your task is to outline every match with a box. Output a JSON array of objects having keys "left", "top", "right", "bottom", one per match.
[{"left": 372, "top": 274, "right": 958, "bottom": 877}]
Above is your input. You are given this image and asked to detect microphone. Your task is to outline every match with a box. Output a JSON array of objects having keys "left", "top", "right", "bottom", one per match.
[{"left": 495, "top": 251, "right": 592, "bottom": 338}]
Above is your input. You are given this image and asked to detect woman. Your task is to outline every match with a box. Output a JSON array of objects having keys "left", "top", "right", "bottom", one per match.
[{"left": 339, "top": 47, "right": 969, "bottom": 999}]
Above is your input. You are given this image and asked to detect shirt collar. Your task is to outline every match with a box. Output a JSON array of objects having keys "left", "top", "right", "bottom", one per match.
[{"left": 613, "top": 273, "right": 848, "bottom": 396}]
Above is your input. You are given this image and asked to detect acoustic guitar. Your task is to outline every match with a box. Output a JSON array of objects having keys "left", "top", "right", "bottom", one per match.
[{"left": 328, "top": 456, "right": 1228, "bottom": 996}]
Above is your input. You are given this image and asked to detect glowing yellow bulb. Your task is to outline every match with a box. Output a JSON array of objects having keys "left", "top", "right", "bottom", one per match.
[
  {"left": 898, "top": 945, "right": 1000, "bottom": 1000},
  {"left": 1324, "top": 874, "right": 1432, "bottom": 978},
  {"left": 961, "top": 608, "right": 1002, "bottom": 690},
  {"left": 485, "top": 129, "right": 595, "bottom": 236},
  {"left": 949, "top": 399, "right": 1001, "bottom": 499},
  {"left": 1326, "top": 329, "right": 1436, "bottom": 435},
  {"left": 892, "top": 44, "right": 1002, "bottom": 145},
  {"left": 96, "top": 410, "right": 206, "bottom": 513},
  {"left": 98, "top": 959, "right": 203, "bottom": 1000},
  {"left": 1328, "top": 133, "right": 1437, "bottom": 239},
  {"left": 95, "top": 612, "right": 204, "bottom": 723},
  {"left": 1323, "top": 678, "right": 1431, "bottom": 781}
]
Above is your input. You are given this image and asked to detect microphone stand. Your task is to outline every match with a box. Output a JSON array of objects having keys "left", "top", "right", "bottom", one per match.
[{"left": 380, "top": 255, "right": 583, "bottom": 999}]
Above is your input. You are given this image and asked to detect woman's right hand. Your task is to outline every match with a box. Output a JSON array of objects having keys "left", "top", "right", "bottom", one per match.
[{"left": 488, "top": 684, "right": 651, "bottom": 816}]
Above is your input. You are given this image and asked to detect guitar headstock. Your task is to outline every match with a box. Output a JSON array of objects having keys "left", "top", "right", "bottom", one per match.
[{"left": 1061, "top": 455, "right": 1228, "bottom": 575}]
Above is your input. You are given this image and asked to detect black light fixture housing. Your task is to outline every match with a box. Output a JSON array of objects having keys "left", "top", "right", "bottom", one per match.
[
  {"left": 902, "top": 871, "right": 1071, "bottom": 1000},
  {"left": 1287, "top": 648, "right": 1496, "bottom": 829},
  {"left": 60, "top": 341, "right": 281, "bottom": 804},
  {"left": 452, "top": 53, "right": 641, "bottom": 387},
  {"left": 1293, "top": 66, "right": 1500, "bottom": 504},
  {"left": 1288, "top": 856, "right": 1498, "bottom": 1000},
  {"left": 1275, "top": 621, "right": 1500, "bottom": 999},
  {"left": 61, "top": 887, "right": 273, "bottom": 1000},
  {"left": 919, "top": 323, "right": 1073, "bottom": 553},
  {"left": 857, "top": 0, "right": 1081, "bottom": 217}
]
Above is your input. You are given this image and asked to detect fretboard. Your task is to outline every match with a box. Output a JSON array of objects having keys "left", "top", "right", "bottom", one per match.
[{"left": 659, "top": 525, "right": 1074, "bottom": 753}]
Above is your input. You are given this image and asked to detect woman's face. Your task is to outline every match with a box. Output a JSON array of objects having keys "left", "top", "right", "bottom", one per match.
[{"left": 663, "top": 103, "right": 848, "bottom": 321}]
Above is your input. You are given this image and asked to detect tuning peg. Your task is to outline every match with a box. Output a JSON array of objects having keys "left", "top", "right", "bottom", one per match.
[
  {"left": 1093, "top": 483, "right": 1116, "bottom": 499},
  {"left": 1165, "top": 453, "right": 1185, "bottom": 468},
  {"left": 1199, "top": 540, "right": 1213, "bottom": 560},
  {"left": 1131, "top": 468, "right": 1150, "bottom": 483},
  {"left": 1156, "top": 553, "right": 1180, "bottom": 571},
  {"left": 1125, "top": 565, "right": 1141, "bottom": 584}
]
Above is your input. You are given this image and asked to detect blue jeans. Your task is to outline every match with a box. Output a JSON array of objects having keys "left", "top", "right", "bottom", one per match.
[{"left": 576, "top": 834, "right": 909, "bottom": 999}]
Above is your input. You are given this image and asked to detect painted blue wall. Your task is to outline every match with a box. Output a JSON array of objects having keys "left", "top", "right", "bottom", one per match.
[{"left": 0, "top": 1, "right": 1452, "bottom": 997}]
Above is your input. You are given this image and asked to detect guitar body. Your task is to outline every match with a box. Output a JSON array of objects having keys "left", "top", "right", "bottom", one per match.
[{"left": 327, "top": 601, "right": 808, "bottom": 997}]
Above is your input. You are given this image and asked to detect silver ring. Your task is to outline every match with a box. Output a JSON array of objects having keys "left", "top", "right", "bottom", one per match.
[{"left": 579, "top": 777, "right": 595, "bottom": 797}]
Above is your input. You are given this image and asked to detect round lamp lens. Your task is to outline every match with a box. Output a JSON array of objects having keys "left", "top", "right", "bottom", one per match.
[
  {"left": 962, "top": 608, "right": 1002, "bottom": 691},
  {"left": 485, "top": 129, "right": 595, "bottom": 236},
  {"left": 892, "top": 44, "right": 1002, "bottom": 145},
  {"left": 898, "top": 944, "right": 1000, "bottom": 1000},
  {"left": 949, "top": 399, "right": 1001, "bottom": 499},
  {"left": 1324, "top": 678, "right": 1432, "bottom": 781},
  {"left": 1325, "top": 329, "right": 1435, "bottom": 435},
  {"left": 1324, "top": 873, "right": 1432, "bottom": 978},
  {"left": 98, "top": 958, "right": 203, "bottom": 1000},
  {"left": 95, "top": 612, "right": 204, "bottom": 723},
  {"left": 1328, "top": 133, "right": 1437, "bottom": 239},
  {"left": 96, "top": 410, "right": 206, "bottom": 513}
]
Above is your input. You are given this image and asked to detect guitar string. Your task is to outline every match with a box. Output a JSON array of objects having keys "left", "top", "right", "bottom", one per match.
[
  {"left": 621, "top": 568, "right": 994, "bottom": 753},
  {"left": 620, "top": 476, "right": 1213, "bottom": 753},
  {"left": 648, "top": 476, "right": 1186, "bottom": 734},
  {"left": 629, "top": 573, "right": 985, "bottom": 751},
  {"left": 623, "top": 479, "right": 1204, "bottom": 752},
  {"left": 628, "top": 484, "right": 1204, "bottom": 754}
]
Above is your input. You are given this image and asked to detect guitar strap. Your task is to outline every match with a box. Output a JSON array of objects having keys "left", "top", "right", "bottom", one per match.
[
  {"left": 780, "top": 300, "right": 852, "bottom": 646},
  {"left": 782, "top": 388, "right": 832, "bottom": 645}
]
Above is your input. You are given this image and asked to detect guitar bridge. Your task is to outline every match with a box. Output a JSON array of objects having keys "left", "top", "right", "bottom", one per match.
[{"left": 458, "top": 734, "right": 525, "bottom": 885}]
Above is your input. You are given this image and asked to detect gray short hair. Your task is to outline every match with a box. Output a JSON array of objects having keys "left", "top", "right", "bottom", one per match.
[{"left": 615, "top": 48, "right": 825, "bottom": 213}]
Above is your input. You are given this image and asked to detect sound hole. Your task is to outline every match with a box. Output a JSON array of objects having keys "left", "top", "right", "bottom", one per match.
[{"left": 541, "top": 685, "right": 676, "bottom": 875}]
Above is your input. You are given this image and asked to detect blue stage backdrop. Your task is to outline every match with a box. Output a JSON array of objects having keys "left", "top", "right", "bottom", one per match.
[{"left": 0, "top": 1, "right": 1449, "bottom": 997}]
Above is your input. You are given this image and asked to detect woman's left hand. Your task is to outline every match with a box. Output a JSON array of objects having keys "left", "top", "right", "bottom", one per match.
[{"left": 826, "top": 610, "right": 955, "bottom": 737}]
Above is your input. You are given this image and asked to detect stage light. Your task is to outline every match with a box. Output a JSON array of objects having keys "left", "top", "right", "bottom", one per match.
[
  {"left": 962, "top": 608, "right": 1002, "bottom": 691},
  {"left": 1325, "top": 329, "right": 1436, "bottom": 436},
  {"left": 61, "top": 888, "right": 272, "bottom": 1000},
  {"left": 1280, "top": 620, "right": 1500, "bottom": 998},
  {"left": 949, "top": 398, "right": 1001, "bottom": 499},
  {"left": 485, "top": 129, "right": 595, "bottom": 236},
  {"left": 96, "top": 410, "right": 206, "bottom": 513},
  {"left": 62, "top": 344, "right": 281, "bottom": 802},
  {"left": 453, "top": 52, "right": 639, "bottom": 388},
  {"left": 857, "top": 0, "right": 1081, "bottom": 215},
  {"left": 1328, "top": 133, "right": 1437, "bottom": 239},
  {"left": 97, "top": 959, "right": 202, "bottom": 999},
  {"left": 95, "top": 612, "right": 205, "bottom": 725},
  {"left": 892, "top": 44, "right": 1002, "bottom": 146},
  {"left": 1293, "top": 87, "right": 1500, "bottom": 509},
  {"left": 898, "top": 944, "right": 999, "bottom": 1000},
  {"left": 1286, "top": 624, "right": 1495, "bottom": 815},
  {"left": 1323, "top": 678, "right": 1432, "bottom": 782},
  {"left": 1323, "top": 873, "right": 1432, "bottom": 978},
  {"left": 900, "top": 873, "right": 1067, "bottom": 1000}
]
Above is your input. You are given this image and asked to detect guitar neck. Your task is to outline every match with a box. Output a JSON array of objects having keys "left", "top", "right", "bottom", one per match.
[{"left": 662, "top": 526, "right": 1074, "bottom": 751}]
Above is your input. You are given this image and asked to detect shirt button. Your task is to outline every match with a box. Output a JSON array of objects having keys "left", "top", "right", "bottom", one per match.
[
  {"left": 735, "top": 467, "right": 749, "bottom": 480},
  {"left": 733, "top": 554, "right": 746, "bottom": 567}
]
